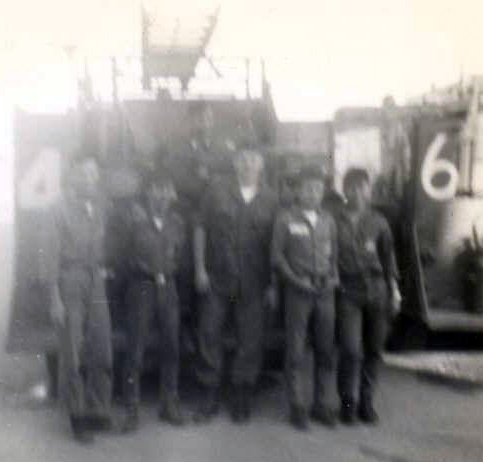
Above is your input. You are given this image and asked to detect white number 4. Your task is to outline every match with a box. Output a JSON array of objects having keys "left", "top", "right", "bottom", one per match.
[
  {"left": 421, "top": 133, "right": 459, "bottom": 201},
  {"left": 19, "top": 148, "right": 61, "bottom": 209}
]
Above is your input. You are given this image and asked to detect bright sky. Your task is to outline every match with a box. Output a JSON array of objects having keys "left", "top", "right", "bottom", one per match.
[{"left": 0, "top": 0, "right": 483, "bottom": 120}]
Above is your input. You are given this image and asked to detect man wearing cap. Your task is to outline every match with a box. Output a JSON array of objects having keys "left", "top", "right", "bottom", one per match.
[
  {"left": 121, "top": 173, "right": 186, "bottom": 431},
  {"left": 272, "top": 165, "right": 339, "bottom": 430},
  {"left": 193, "top": 146, "right": 278, "bottom": 423},
  {"left": 51, "top": 155, "right": 113, "bottom": 444}
]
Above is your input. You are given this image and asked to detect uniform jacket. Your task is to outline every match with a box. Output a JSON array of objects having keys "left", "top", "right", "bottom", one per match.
[
  {"left": 198, "top": 178, "right": 278, "bottom": 295},
  {"left": 271, "top": 206, "right": 339, "bottom": 288},
  {"left": 333, "top": 206, "right": 399, "bottom": 288},
  {"left": 129, "top": 202, "right": 186, "bottom": 279},
  {"left": 55, "top": 194, "right": 106, "bottom": 272}
]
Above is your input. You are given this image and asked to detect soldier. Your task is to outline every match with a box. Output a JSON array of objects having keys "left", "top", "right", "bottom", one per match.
[
  {"left": 51, "top": 154, "right": 113, "bottom": 444},
  {"left": 193, "top": 146, "right": 278, "bottom": 423},
  {"left": 334, "top": 168, "right": 401, "bottom": 425},
  {"left": 122, "top": 173, "right": 186, "bottom": 432},
  {"left": 272, "top": 166, "right": 339, "bottom": 431},
  {"left": 163, "top": 102, "right": 232, "bottom": 356}
]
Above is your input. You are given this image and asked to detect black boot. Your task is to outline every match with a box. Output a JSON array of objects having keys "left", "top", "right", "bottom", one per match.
[
  {"left": 289, "top": 406, "right": 309, "bottom": 431},
  {"left": 242, "top": 385, "right": 253, "bottom": 422},
  {"left": 86, "top": 415, "right": 115, "bottom": 433},
  {"left": 122, "top": 406, "right": 139, "bottom": 433},
  {"left": 194, "top": 386, "right": 219, "bottom": 423},
  {"left": 231, "top": 385, "right": 249, "bottom": 423},
  {"left": 70, "top": 416, "right": 94, "bottom": 444},
  {"left": 340, "top": 399, "right": 357, "bottom": 425},
  {"left": 358, "top": 396, "right": 379, "bottom": 425},
  {"left": 158, "top": 398, "right": 186, "bottom": 426},
  {"left": 310, "top": 405, "right": 337, "bottom": 428}
]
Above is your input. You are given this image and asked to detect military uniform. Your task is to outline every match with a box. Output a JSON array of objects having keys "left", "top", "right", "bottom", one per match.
[
  {"left": 272, "top": 206, "right": 339, "bottom": 420},
  {"left": 164, "top": 138, "right": 234, "bottom": 353},
  {"left": 104, "top": 198, "right": 136, "bottom": 330},
  {"left": 55, "top": 195, "right": 112, "bottom": 423},
  {"left": 196, "top": 179, "right": 277, "bottom": 389},
  {"left": 122, "top": 201, "right": 186, "bottom": 419},
  {"left": 334, "top": 207, "right": 399, "bottom": 420}
]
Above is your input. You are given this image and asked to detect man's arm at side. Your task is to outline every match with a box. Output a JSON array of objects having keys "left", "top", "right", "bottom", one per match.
[{"left": 271, "top": 212, "right": 315, "bottom": 293}]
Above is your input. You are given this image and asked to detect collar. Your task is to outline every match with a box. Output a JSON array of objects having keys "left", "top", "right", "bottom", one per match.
[
  {"left": 227, "top": 178, "right": 263, "bottom": 203},
  {"left": 292, "top": 205, "right": 322, "bottom": 220}
]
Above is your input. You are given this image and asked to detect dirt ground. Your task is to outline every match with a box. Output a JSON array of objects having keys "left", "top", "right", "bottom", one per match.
[{"left": 0, "top": 363, "right": 482, "bottom": 462}]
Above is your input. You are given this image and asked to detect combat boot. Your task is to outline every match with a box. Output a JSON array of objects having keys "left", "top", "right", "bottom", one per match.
[
  {"left": 340, "top": 399, "right": 357, "bottom": 425},
  {"left": 158, "top": 398, "right": 186, "bottom": 426},
  {"left": 289, "top": 406, "right": 309, "bottom": 431},
  {"left": 194, "top": 386, "right": 220, "bottom": 423},
  {"left": 231, "top": 385, "right": 246, "bottom": 423},
  {"left": 122, "top": 406, "right": 139, "bottom": 433},
  {"left": 242, "top": 385, "right": 253, "bottom": 422},
  {"left": 311, "top": 405, "right": 337, "bottom": 428},
  {"left": 358, "top": 396, "right": 379, "bottom": 425},
  {"left": 70, "top": 416, "right": 94, "bottom": 444},
  {"left": 86, "top": 415, "right": 116, "bottom": 433}
]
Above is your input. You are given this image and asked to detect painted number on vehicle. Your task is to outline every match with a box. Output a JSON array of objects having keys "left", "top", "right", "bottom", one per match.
[
  {"left": 19, "top": 148, "right": 61, "bottom": 209},
  {"left": 421, "top": 133, "right": 459, "bottom": 201}
]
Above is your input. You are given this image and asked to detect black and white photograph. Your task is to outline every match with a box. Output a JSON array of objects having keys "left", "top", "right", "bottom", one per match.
[{"left": 1, "top": 1, "right": 483, "bottom": 460}]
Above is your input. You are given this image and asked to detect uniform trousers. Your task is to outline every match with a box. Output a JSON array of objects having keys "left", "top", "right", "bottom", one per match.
[
  {"left": 196, "top": 286, "right": 265, "bottom": 387},
  {"left": 337, "top": 276, "right": 389, "bottom": 405},
  {"left": 284, "top": 285, "right": 335, "bottom": 410},
  {"left": 58, "top": 267, "right": 112, "bottom": 418},
  {"left": 123, "top": 276, "right": 180, "bottom": 408}
]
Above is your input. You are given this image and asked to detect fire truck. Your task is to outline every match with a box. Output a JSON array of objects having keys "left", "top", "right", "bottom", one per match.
[{"left": 333, "top": 82, "right": 483, "bottom": 349}]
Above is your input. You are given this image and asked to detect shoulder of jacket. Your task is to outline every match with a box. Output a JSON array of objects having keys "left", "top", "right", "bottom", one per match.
[
  {"left": 278, "top": 207, "right": 298, "bottom": 223},
  {"left": 131, "top": 203, "right": 149, "bottom": 223},
  {"left": 319, "top": 208, "right": 335, "bottom": 222},
  {"left": 168, "top": 210, "right": 184, "bottom": 227},
  {"left": 368, "top": 208, "right": 388, "bottom": 224}
]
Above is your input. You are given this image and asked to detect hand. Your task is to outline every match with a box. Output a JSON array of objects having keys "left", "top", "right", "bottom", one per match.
[
  {"left": 298, "top": 277, "right": 316, "bottom": 294},
  {"left": 156, "top": 273, "right": 166, "bottom": 286},
  {"left": 195, "top": 267, "right": 211, "bottom": 294},
  {"left": 50, "top": 285, "right": 65, "bottom": 327},
  {"left": 99, "top": 267, "right": 115, "bottom": 280},
  {"left": 264, "top": 285, "right": 279, "bottom": 311},
  {"left": 390, "top": 288, "right": 402, "bottom": 319}
]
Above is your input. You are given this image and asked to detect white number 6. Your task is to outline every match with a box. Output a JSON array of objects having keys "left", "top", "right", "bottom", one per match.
[
  {"left": 19, "top": 148, "right": 61, "bottom": 209},
  {"left": 421, "top": 133, "right": 459, "bottom": 201}
]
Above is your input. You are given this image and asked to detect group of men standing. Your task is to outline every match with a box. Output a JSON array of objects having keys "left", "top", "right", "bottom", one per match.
[{"left": 51, "top": 102, "right": 401, "bottom": 444}]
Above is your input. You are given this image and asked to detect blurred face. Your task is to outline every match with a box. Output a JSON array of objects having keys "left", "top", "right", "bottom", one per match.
[
  {"left": 147, "top": 180, "right": 177, "bottom": 214},
  {"left": 234, "top": 150, "right": 264, "bottom": 185},
  {"left": 344, "top": 179, "right": 371, "bottom": 209},
  {"left": 298, "top": 178, "right": 325, "bottom": 209}
]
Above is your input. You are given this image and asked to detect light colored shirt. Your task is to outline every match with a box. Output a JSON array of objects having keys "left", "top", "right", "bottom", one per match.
[
  {"left": 303, "top": 210, "right": 318, "bottom": 228},
  {"left": 240, "top": 185, "right": 258, "bottom": 204}
]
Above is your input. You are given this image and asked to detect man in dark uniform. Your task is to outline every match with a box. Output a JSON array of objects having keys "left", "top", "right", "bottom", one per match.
[
  {"left": 272, "top": 166, "right": 339, "bottom": 430},
  {"left": 193, "top": 147, "right": 278, "bottom": 423},
  {"left": 334, "top": 168, "right": 401, "bottom": 425},
  {"left": 122, "top": 173, "right": 186, "bottom": 431},
  {"left": 163, "top": 102, "right": 234, "bottom": 356},
  {"left": 51, "top": 155, "right": 113, "bottom": 444}
]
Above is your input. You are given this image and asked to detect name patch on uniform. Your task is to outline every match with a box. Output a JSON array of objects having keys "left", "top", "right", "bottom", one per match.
[
  {"left": 289, "top": 222, "right": 310, "bottom": 236},
  {"left": 365, "top": 240, "right": 376, "bottom": 253}
]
